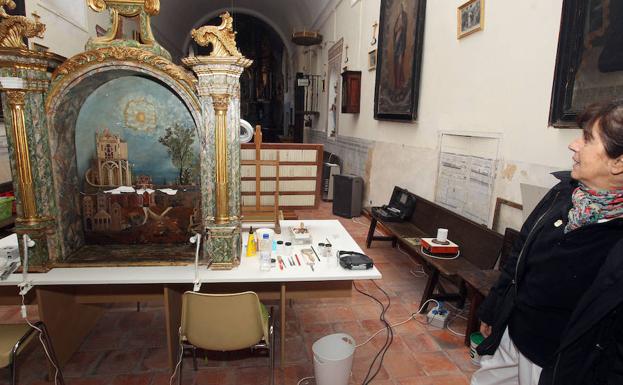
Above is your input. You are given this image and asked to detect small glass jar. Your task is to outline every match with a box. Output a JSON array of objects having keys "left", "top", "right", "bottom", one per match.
[
  {"left": 325, "top": 243, "right": 333, "bottom": 259},
  {"left": 317, "top": 242, "right": 325, "bottom": 259},
  {"left": 284, "top": 242, "right": 293, "bottom": 258},
  {"left": 260, "top": 251, "right": 271, "bottom": 271},
  {"left": 276, "top": 240, "right": 284, "bottom": 255}
]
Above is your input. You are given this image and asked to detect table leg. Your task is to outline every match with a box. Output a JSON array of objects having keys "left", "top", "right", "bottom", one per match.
[
  {"left": 366, "top": 218, "right": 377, "bottom": 248},
  {"left": 164, "top": 285, "right": 184, "bottom": 370},
  {"left": 464, "top": 287, "right": 484, "bottom": 346},
  {"left": 36, "top": 286, "right": 103, "bottom": 367},
  {"left": 280, "top": 283, "right": 286, "bottom": 368}
]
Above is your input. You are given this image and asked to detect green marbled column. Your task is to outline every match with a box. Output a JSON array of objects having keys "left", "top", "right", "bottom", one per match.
[
  {"left": 183, "top": 56, "right": 251, "bottom": 269},
  {"left": 0, "top": 49, "right": 63, "bottom": 271}
]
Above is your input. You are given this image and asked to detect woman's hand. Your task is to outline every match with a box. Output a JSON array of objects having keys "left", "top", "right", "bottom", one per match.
[{"left": 480, "top": 322, "right": 492, "bottom": 337}]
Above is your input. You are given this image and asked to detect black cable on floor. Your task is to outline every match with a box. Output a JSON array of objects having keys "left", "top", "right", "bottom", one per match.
[
  {"left": 353, "top": 281, "right": 394, "bottom": 385},
  {"left": 366, "top": 280, "right": 394, "bottom": 385}
]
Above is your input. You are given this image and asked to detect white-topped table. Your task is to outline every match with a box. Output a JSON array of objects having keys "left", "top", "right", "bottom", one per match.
[{"left": 0, "top": 220, "right": 381, "bottom": 369}]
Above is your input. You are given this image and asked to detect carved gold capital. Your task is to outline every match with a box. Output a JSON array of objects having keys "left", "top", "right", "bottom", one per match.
[
  {"left": 212, "top": 95, "right": 229, "bottom": 111},
  {"left": 191, "top": 12, "right": 242, "bottom": 57},
  {"left": 6, "top": 89, "right": 24, "bottom": 105}
]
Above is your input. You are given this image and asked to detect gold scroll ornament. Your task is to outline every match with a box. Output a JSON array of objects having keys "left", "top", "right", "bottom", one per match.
[
  {"left": 190, "top": 12, "right": 241, "bottom": 57},
  {"left": 0, "top": 1, "right": 45, "bottom": 49}
]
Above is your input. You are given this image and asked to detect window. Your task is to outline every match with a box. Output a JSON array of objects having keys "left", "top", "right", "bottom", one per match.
[
  {"left": 550, "top": 0, "right": 623, "bottom": 127},
  {"left": 104, "top": 144, "right": 114, "bottom": 159}
]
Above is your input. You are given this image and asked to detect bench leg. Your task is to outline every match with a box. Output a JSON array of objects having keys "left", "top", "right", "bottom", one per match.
[
  {"left": 419, "top": 269, "right": 440, "bottom": 313},
  {"left": 457, "top": 281, "right": 467, "bottom": 309},
  {"left": 365, "top": 218, "right": 378, "bottom": 248},
  {"left": 464, "top": 288, "right": 484, "bottom": 346}
]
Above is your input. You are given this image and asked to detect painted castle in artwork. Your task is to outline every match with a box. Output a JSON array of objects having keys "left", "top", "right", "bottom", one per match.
[
  {"left": 86, "top": 129, "right": 132, "bottom": 187},
  {"left": 81, "top": 130, "right": 200, "bottom": 244}
]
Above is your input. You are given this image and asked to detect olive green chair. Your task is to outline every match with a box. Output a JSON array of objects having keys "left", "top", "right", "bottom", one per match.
[
  {"left": 0, "top": 321, "right": 64, "bottom": 385},
  {"left": 178, "top": 291, "right": 274, "bottom": 385}
]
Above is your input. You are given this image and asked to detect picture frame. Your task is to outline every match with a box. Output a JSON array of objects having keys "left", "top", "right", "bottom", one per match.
[
  {"left": 368, "top": 49, "right": 377, "bottom": 71},
  {"left": 457, "top": 0, "right": 484, "bottom": 39},
  {"left": 374, "top": 0, "right": 427, "bottom": 121},
  {"left": 95, "top": 24, "right": 106, "bottom": 37},
  {"left": 549, "top": 0, "right": 622, "bottom": 127},
  {"left": 491, "top": 197, "right": 523, "bottom": 233},
  {"left": 30, "top": 42, "right": 48, "bottom": 53}
]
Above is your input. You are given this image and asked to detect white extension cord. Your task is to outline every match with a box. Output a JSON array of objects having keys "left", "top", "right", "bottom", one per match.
[{"left": 426, "top": 305, "right": 449, "bottom": 329}]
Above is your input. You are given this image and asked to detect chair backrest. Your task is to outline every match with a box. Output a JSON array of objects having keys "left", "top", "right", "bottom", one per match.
[
  {"left": 180, "top": 291, "right": 267, "bottom": 351},
  {"left": 409, "top": 194, "right": 504, "bottom": 269},
  {"left": 498, "top": 227, "right": 520, "bottom": 270}
]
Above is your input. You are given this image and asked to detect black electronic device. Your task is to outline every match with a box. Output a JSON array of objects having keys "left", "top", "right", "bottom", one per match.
[
  {"left": 338, "top": 251, "right": 374, "bottom": 270},
  {"left": 371, "top": 186, "right": 416, "bottom": 222},
  {"left": 333, "top": 174, "right": 363, "bottom": 218}
]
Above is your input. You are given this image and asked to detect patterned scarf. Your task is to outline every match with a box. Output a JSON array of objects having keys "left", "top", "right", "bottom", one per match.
[{"left": 565, "top": 183, "right": 623, "bottom": 233}]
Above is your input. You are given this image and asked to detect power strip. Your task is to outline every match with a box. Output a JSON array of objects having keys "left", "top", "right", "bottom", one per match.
[{"left": 427, "top": 307, "right": 449, "bottom": 329}]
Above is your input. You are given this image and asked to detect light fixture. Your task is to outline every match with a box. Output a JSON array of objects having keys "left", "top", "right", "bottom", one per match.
[{"left": 292, "top": 30, "right": 323, "bottom": 46}]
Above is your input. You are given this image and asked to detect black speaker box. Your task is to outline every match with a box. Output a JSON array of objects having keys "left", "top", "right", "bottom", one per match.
[{"left": 332, "top": 174, "right": 363, "bottom": 218}]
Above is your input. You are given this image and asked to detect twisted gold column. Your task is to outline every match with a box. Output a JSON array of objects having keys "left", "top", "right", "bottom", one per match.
[{"left": 212, "top": 94, "right": 230, "bottom": 224}]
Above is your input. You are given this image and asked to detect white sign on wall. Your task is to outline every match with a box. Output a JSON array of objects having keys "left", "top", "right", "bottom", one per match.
[{"left": 435, "top": 133, "right": 499, "bottom": 225}]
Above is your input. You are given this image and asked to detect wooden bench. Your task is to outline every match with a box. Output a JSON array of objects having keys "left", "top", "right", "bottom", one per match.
[
  {"left": 364, "top": 194, "right": 504, "bottom": 313},
  {"left": 458, "top": 227, "right": 519, "bottom": 345}
]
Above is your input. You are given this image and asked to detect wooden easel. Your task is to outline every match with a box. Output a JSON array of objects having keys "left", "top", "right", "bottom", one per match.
[{"left": 241, "top": 125, "right": 281, "bottom": 233}]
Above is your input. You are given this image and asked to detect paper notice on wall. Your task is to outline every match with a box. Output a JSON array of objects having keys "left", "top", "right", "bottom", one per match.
[{"left": 435, "top": 134, "right": 498, "bottom": 225}]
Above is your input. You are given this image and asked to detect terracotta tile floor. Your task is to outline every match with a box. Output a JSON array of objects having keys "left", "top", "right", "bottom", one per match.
[{"left": 0, "top": 202, "right": 476, "bottom": 385}]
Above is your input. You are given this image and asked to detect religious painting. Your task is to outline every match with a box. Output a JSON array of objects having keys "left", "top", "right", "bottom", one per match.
[
  {"left": 75, "top": 76, "right": 201, "bottom": 244},
  {"left": 374, "top": 0, "right": 427, "bottom": 121},
  {"left": 550, "top": 0, "right": 623, "bottom": 127},
  {"left": 95, "top": 24, "right": 106, "bottom": 37},
  {"left": 327, "top": 39, "right": 343, "bottom": 138},
  {"left": 457, "top": 0, "right": 484, "bottom": 39}
]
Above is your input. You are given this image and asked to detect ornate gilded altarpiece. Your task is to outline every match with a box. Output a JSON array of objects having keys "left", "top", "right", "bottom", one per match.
[{"left": 0, "top": 0, "right": 250, "bottom": 270}]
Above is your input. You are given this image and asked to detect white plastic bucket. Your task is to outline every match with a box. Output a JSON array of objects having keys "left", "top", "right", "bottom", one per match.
[{"left": 312, "top": 333, "right": 355, "bottom": 385}]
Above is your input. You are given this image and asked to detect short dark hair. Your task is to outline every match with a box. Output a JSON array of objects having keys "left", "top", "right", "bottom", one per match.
[{"left": 577, "top": 100, "right": 623, "bottom": 159}]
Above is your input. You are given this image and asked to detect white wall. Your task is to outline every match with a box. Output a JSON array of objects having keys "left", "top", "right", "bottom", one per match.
[
  {"left": 297, "top": 0, "right": 579, "bottom": 230},
  {"left": 26, "top": 0, "right": 109, "bottom": 58}
]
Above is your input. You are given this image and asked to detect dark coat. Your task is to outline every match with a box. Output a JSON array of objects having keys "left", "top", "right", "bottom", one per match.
[{"left": 476, "top": 171, "right": 623, "bottom": 385}]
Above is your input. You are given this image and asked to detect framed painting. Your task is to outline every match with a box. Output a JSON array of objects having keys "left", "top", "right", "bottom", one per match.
[
  {"left": 374, "top": 0, "right": 427, "bottom": 121},
  {"left": 95, "top": 24, "right": 106, "bottom": 37},
  {"left": 368, "top": 49, "right": 377, "bottom": 71},
  {"left": 457, "top": 0, "right": 484, "bottom": 39},
  {"left": 550, "top": 0, "right": 623, "bottom": 127},
  {"left": 30, "top": 42, "right": 49, "bottom": 52}
]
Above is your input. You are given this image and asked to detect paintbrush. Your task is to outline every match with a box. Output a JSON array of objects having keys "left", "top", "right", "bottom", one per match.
[{"left": 310, "top": 245, "right": 321, "bottom": 261}]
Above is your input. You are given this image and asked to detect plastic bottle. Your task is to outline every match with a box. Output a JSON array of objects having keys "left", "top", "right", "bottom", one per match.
[
  {"left": 246, "top": 227, "right": 257, "bottom": 257},
  {"left": 260, "top": 233, "right": 271, "bottom": 271}
]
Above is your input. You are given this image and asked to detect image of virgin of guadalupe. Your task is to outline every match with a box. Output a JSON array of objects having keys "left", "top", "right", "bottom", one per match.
[{"left": 393, "top": 1, "right": 408, "bottom": 88}]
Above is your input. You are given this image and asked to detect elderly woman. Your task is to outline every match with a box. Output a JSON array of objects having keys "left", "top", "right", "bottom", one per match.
[{"left": 472, "top": 100, "right": 623, "bottom": 385}]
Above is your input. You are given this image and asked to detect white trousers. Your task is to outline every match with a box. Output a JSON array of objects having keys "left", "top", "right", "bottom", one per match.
[{"left": 471, "top": 328, "right": 543, "bottom": 385}]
